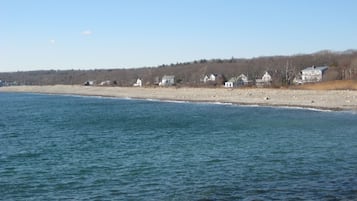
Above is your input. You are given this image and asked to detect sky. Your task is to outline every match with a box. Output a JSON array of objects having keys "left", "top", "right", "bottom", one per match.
[{"left": 1, "top": 0, "right": 357, "bottom": 72}]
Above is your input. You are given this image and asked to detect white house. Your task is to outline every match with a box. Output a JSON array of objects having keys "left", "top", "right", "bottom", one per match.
[
  {"left": 262, "top": 72, "right": 272, "bottom": 82},
  {"left": 0, "top": 80, "right": 3, "bottom": 87},
  {"left": 133, "top": 78, "right": 142, "bottom": 87},
  {"left": 224, "top": 81, "right": 234, "bottom": 88},
  {"left": 301, "top": 65, "right": 328, "bottom": 83},
  {"left": 84, "top": 80, "right": 96, "bottom": 86},
  {"left": 99, "top": 80, "right": 111, "bottom": 86},
  {"left": 159, "top": 75, "right": 175, "bottom": 86},
  {"left": 256, "top": 72, "right": 272, "bottom": 87},
  {"left": 203, "top": 74, "right": 217, "bottom": 83}
]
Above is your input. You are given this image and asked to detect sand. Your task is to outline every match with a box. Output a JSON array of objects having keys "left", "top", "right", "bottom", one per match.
[{"left": 1, "top": 85, "right": 357, "bottom": 111}]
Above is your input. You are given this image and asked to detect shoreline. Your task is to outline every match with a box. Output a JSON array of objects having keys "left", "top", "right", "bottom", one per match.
[
  {"left": 1, "top": 85, "right": 357, "bottom": 111},
  {"left": 54, "top": 93, "right": 337, "bottom": 112},
  {"left": 68, "top": 95, "right": 341, "bottom": 113}
]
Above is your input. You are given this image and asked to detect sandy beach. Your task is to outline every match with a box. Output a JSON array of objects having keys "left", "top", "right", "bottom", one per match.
[{"left": 1, "top": 85, "right": 357, "bottom": 111}]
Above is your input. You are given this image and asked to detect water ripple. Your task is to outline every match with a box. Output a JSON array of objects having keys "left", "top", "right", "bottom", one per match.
[{"left": 1, "top": 93, "right": 357, "bottom": 200}]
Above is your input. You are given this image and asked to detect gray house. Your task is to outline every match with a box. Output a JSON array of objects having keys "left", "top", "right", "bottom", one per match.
[
  {"left": 224, "top": 74, "right": 251, "bottom": 88},
  {"left": 301, "top": 65, "right": 328, "bottom": 83}
]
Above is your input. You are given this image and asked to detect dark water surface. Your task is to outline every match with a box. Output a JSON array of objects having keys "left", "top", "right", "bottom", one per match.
[{"left": 1, "top": 93, "right": 357, "bottom": 200}]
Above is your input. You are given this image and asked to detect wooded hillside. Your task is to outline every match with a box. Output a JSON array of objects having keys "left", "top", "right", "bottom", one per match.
[{"left": 1, "top": 50, "right": 357, "bottom": 87}]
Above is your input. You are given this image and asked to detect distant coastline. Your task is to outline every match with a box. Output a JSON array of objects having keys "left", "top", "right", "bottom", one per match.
[
  {"left": 1, "top": 50, "right": 357, "bottom": 87},
  {"left": 1, "top": 85, "right": 357, "bottom": 111}
]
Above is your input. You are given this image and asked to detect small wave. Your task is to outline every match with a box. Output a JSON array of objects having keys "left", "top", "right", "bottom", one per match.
[
  {"left": 145, "top": 98, "right": 161, "bottom": 102},
  {"left": 274, "top": 106, "right": 334, "bottom": 112},
  {"left": 143, "top": 98, "right": 191, "bottom": 104},
  {"left": 6, "top": 150, "right": 42, "bottom": 159},
  {"left": 222, "top": 103, "right": 335, "bottom": 113},
  {"left": 58, "top": 94, "right": 131, "bottom": 101},
  {"left": 162, "top": 100, "right": 189, "bottom": 104},
  {"left": 339, "top": 110, "right": 357, "bottom": 115},
  {"left": 212, "top": 102, "right": 233, "bottom": 105}
]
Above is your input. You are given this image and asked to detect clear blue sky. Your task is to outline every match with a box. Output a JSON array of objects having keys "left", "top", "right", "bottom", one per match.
[{"left": 1, "top": 0, "right": 357, "bottom": 72}]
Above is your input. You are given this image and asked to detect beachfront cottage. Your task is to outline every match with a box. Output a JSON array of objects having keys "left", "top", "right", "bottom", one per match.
[
  {"left": 202, "top": 74, "right": 226, "bottom": 86},
  {"left": 236, "top": 74, "right": 249, "bottom": 85},
  {"left": 99, "top": 80, "right": 111, "bottom": 86},
  {"left": 84, "top": 80, "right": 95, "bottom": 86},
  {"left": 301, "top": 65, "right": 328, "bottom": 83},
  {"left": 256, "top": 72, "right": 272, "bottom": 87},
  {"left": 159, "top": 75, "right": 175, "bottom": 86},
  {"left": 224, "top": 74, "right": 251, "bottom": 88},
  {"left": 0, "top": 80, "right": 3, "bottom": 87},
  {"left": 203, "top": 74, "right": 217, "bottom": 83},
  {"left": 133, "top": 78, "right": 142, "bottom": 87},
  {"left": 224, "top": 81, "right": 234, "bottom": 88}
]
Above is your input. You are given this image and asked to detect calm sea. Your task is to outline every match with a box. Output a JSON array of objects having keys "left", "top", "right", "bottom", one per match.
[{"left": 1, "top": 93, "right": 357, "bottom": 200}]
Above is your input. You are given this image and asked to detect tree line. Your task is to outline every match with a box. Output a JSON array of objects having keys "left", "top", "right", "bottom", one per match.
[{"left": 1, "top": 50, "right": 357, "bottom": 87}]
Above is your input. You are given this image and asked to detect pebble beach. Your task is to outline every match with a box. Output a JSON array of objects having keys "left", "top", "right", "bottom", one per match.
[{"left": 1, "top": 85, "right": 357, "bottom": 111}]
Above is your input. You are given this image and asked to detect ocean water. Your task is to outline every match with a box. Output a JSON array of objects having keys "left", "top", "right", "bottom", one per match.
[{"left": 1, "top": 93, "right": 357, "bottom": 200}]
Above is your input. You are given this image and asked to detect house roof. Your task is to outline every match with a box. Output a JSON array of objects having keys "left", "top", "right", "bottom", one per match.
[
  {"left": 227, "top": 77, "right": 236, "bottom": 82},
  {"left": 228, "top": 74, "right": 248, "bottom": 82},
  {"left": 302, "top": 66, "right": 328, "bottom": 72},
  {"left": 162, "top": 75, "right": 175, "bottom": 79}
]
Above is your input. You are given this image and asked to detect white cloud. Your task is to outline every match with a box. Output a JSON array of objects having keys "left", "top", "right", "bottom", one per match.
[
  {"left": 81, "top": 30, "right": 92, "bottom": 36},
  {"left": 49, "top": 39, "right": 55, "bottom": 44}
]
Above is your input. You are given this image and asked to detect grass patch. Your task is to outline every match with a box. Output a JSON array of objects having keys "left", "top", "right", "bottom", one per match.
[{"left": 293, "top": 80, "right": 357, "bottom": 90}]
